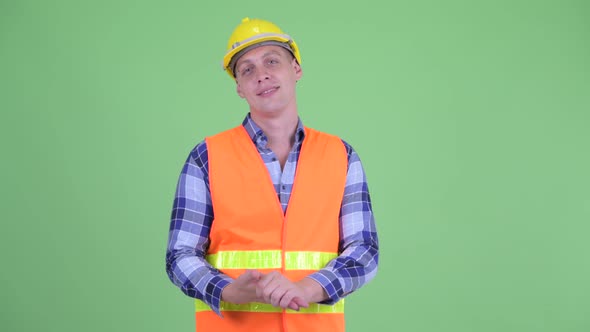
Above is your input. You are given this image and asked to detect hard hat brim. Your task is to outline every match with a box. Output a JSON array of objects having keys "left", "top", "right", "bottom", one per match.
[{"left": 222, "top": 33, "right": 299, "bottom": 78}]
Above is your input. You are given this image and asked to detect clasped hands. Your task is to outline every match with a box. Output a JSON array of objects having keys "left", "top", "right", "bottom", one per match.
[{"left": 221, "top": 270, "right": 319, "bottom": 311}]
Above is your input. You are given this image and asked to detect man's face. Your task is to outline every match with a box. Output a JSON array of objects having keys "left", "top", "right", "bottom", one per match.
[{"left": 234, "top": 45, "right": 302, "bottom": 115}]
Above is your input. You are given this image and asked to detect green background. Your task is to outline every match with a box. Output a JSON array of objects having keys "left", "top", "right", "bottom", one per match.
[{"left": 1, "top": 0, "right": 589, "bottom": 331}]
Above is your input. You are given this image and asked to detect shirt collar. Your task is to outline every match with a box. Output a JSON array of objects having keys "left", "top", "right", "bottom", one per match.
[{"left": 241, "top": 113, "right": 306, "bottom": 148}]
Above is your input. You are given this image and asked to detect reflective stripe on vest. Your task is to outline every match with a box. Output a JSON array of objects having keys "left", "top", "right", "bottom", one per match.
[
  {"left": 206, "top": 250, "right": 337, "bottom": 270},
  {"left": 195, "top": 298, "right": 344, "bottom": 313},
  {"left": 195, "top": 250, "right": 344, "bottom": 313}
]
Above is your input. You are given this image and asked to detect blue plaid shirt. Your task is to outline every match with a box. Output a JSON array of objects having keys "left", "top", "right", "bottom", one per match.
[{"left": 166, "top": 114, "right": 379, "bottom": 315}]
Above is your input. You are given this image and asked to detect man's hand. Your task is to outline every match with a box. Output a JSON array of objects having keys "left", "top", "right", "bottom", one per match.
[
  {"left": 221, "top": 270, "right": 264, "bottom": 304},
  {"left": 222, "top": 270, "right": 329, "bottom": 311},
  {"left": 256, "top": 271, "right": 312, "bottom": 310}
]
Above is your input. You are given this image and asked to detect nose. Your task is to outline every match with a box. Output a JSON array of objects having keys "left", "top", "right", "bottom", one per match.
[{"left": 257, "top": 68, "right": 270, "bottom": 83}]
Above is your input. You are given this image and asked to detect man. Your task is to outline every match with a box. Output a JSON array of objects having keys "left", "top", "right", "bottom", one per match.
[{"left": 166, "top": 17, "right": 379, "bottom": 332}]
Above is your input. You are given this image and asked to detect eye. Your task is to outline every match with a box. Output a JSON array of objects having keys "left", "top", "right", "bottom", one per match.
[
  {"left": 240, "top": 66, "right": 253, "bottom": 76},
  {"left": 268, "top": 58, "right": 279, "bottom": 65}
]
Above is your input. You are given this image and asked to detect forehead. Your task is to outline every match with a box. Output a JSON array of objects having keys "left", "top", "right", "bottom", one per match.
[{"left": 235, "top": 45, "right": 290, "bottom": 66}]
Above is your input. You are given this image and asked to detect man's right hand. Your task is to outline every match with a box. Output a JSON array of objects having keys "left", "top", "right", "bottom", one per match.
[{"left": 221, "top": 270, "right": 265, "bottom": 304}]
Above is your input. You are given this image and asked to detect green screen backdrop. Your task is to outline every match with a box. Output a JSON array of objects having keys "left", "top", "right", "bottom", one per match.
[{"left": 1, "top": 0, "right": 589, "bottom": 331}]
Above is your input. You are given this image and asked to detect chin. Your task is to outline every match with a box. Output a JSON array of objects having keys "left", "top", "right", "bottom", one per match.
[{"left": 253, "top": 103, "right": 286, "bottom": 114}]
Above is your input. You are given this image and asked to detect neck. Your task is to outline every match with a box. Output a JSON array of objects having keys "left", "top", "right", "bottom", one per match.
[{"left": 250, "top": 111, "right": 299, "bottom": 147}]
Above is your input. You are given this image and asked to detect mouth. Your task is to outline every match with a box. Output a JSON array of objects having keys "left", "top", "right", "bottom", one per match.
[{"left": 257, "top": 86, "right": 279, "bottom": 96}]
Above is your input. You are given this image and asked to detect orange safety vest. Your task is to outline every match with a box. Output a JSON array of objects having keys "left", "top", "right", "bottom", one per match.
[{"left": 196, "top": 125, "right": 348, "bottom": 332}]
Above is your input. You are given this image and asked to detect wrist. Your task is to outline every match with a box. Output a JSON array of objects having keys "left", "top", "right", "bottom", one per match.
[
  {"left": 296, "top": 277, "right": 328, "bottom": 303},
  {"left": 220, "top": 282, "right": 234, "bottom": 303}
]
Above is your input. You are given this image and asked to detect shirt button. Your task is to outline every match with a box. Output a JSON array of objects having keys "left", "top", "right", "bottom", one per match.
[
  {"left": 281, "top": 185, "right": 286, "bottom": 190},
  {"left": 272, "top": 157, "right": 277, "bottom": 161}
]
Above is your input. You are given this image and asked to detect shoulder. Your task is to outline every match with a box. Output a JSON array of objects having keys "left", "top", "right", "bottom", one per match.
[
  {"left": 186, "top": 140, "right": 209, "bottom": 170},
  {"left": 305, "top": 127, "right": 358, "bottom": 164},
  {"left": 206, "top": 126, "right": 244, "bottom": 142},
  {"left": 339, "top": 139, "right": 354, "bottom": 160},
  {"left": 188, "top": 126, "right": 245, "bottom": 168}
]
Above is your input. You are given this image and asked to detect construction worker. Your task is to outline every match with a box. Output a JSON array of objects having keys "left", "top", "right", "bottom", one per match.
[{"left": 166, "top": 17, "right": 379, "bottom": 332}]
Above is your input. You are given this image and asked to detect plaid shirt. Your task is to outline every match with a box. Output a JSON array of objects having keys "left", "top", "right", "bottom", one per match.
[{"left": 166, "top": 114, "right": 379, "bottom": 315}]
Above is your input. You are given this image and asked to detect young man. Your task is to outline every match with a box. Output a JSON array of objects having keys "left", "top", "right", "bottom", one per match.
[{"left": 166, "top": 17, "right": 379, "bottom": 332}]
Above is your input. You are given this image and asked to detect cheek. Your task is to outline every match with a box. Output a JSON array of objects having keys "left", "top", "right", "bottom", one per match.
[
  {"left": 236, "top": 83, "right": 245, "bottom": 98},
  {"left": 239, "top": 82, "right": 259, "bottom": 98}
]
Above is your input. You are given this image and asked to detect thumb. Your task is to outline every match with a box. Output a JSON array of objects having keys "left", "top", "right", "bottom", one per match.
[
  {"left": 243, "top": 269, "right": 262, "bottom": 283},
  {"left": 249, "top": 269, "right": 263, "bottom": 281}
]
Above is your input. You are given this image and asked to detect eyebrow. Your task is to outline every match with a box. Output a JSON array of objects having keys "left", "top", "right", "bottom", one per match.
[{"left": 237, "top": 50, "right": 283, "bottom": 67}]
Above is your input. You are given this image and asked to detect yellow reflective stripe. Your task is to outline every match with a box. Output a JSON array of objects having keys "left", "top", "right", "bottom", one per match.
[
  {"left": 285, "top": 252, "right": 337, "bottom": 270},
  {"left": 196, "top": 300, "right": 280, "bottom": 313},
  {"left": 195, "top": 300, "right": 344, "bottom": 314},
  {"left": 290, "top": 300, "right": 344, "bottom": 314},
  {"left": 206, "top": 251, "right": 337, "bottom": 270},
  {"left": 206, "top": 250, "right": 282, "bottom": 269}
]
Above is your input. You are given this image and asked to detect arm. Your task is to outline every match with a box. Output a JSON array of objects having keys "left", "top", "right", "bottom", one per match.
[
  {"left": 165, "top": 141, "right": 232, "bottom": 315},
  {"left": 306, "top": 141, "right": 380, "bottom": 304}
]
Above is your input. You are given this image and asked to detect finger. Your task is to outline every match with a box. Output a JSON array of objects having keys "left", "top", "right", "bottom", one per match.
[
  {"left": 245, "top": 269, "right": 263, "bottom": 281},
  {"left": 270, "top": 286, "right": 287, "bottom": 307},
  {"left": 259, "top": 273, "right": 281, "bottom": 301},
  {"left": 239, "top": 270, "right": 255, "bottom": 283},
  {"left": 281, "top": 291, "right": 308, "bottom": 310},
  {"left": 288, "top": 301, "right": 300, "bottom": 311},
  {"left": 292, "top": 296, "right": 309, "bottom": 308},
  {"left": 255, "top": 274, "right": 272, "bottom": 301},
  {"left": 257, "top": 271, "right": 279, "bottom": 289},
  {"left": 279, "top": 289, "right": 297, "bottom": 309},
  {"left": 261, "top": 279, "right": 281, "bottom": 304},
  {"left": 255, "top": 281, "right": 264, "bottom": 300},
  {"left": 249, "top": 269, "right": 263, "bottom": 281},
  {"left": 244, "top": 270, "right": 263, "bottom": 288}
]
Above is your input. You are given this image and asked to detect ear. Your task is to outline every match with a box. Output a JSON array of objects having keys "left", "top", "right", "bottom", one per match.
[
  {"left": 236, "top": 81, "right": 245, "bottom": 98},
  {"left": 292, "top": 59, "right": 303, "bottom": 81}
]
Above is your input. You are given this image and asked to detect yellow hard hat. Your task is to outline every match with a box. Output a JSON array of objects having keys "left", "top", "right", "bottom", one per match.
[{"left": 223, "top": 17, "right": 301, "bottom": 79}]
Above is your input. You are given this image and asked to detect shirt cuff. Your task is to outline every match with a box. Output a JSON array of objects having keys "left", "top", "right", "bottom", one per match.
[
  {"left": 306, "top": 270, "right": 344, "bottom": 305},
  {"left": 202, "top": 274, "right": 233, "bottom": 316}
]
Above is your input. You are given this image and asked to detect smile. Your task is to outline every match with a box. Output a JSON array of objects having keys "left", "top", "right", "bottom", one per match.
[{"left": 257, "top": 87, "right": 279, "bottom": 96}]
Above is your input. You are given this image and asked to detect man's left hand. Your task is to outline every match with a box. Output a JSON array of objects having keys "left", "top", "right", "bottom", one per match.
[{"left": 256, "top": 271, "right": 309, "bottom": 310}]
